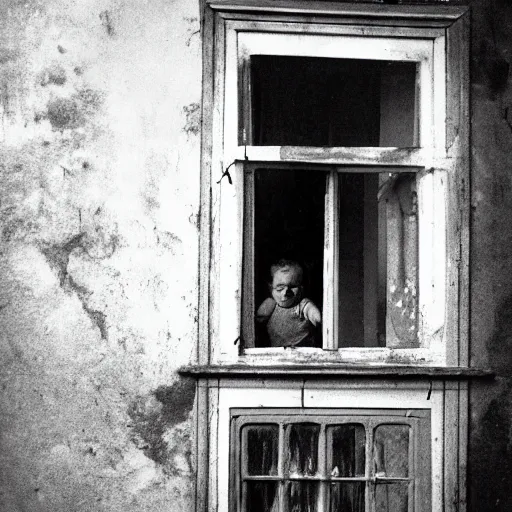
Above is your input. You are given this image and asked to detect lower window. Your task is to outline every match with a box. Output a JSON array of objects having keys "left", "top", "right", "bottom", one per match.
[{"left": 230, "top": 409, "right": 431, "bottom": 512}]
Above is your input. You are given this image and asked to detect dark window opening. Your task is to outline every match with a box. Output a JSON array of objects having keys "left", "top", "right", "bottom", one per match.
[
  {"left": 249, "top": 56, "right": 417, "bottom": 147},
  {"left": 253, "top": 168, "right": 325, "bottom": 348}
]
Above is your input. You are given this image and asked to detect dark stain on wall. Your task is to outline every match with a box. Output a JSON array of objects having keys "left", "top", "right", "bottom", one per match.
[
  {"left": 40, "top": 66, "right": 67, "bottom": 87},
  {"left": 82, "top": 225, "right": 120, "bottom": 260},
  {"left": 86, "top": 308, "right": 107, "bottom": 340},
  {"left": 127, "top": 378, "right": 195, "bottom": 467},
  {"left": 78, "top": 88, "right": 103, "bottom": 111},
  {"left": 154, "top": 228, "right": 182, "bottom": 250},
  {"left": 470, "top": 293, "right": 512, "bottom": 511},
  {"left": 472, "top": 1, "right": 511, "bottom": 100},
  {"left": 183, "top": 103, "right": 201, "bottom": 136},
  {"left": 47, "top": 97, "right": 82, "bottom": 130},
  {"left": 41, "top": 234, "right": 109, "bottom": 340},
  {"left": 487, "top": 294, "right": 512, "bottom": 377},
  {"left": 0, "top": 49, "right": 18, "bottom": 65},
  {"left": 477, "top": 40, "right": 510, "bottom": 98},
  {"left": 43, "top": 88, "right": 103, "bottom": 131},
  {"left": 67, "top": 276, "right": 109, "bottom": 341},
  {"left": 41, "top": 233, "right": 84, "bottom": 286},
  {"left": 1, "top": 216, "right": 38, "bottom": 242},
  {"left": 99, "top": 10, "right": 115, "bottom": 37},
  {"left": 470, "top": 382, "right": 512, "bottom": 512}
]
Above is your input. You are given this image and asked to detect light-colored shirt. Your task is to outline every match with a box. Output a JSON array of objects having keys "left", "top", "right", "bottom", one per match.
[{"left": 257, "top": 297, "right": 321, "bottom": 347}]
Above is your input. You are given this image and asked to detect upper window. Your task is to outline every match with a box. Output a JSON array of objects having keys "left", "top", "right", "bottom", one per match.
[
  {"left": 244, "top": 51, "right": 418, "bottom": 148},
  {"left": 204, "top": 1, "right": 469, "bottom": 366}
]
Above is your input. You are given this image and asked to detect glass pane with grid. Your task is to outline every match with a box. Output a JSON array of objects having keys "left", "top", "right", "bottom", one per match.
[{"left": 238, "top": 416, "right": 419, "bottom": 512}]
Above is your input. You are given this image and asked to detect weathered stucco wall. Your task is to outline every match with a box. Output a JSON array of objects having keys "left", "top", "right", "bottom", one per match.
[
  {"left": 2, "top": 0, "right": 512, "bottom": 511},
  {"left": 469, "top": 1, "right": 512, "bottom": 510},
  {"left": 0, "top": 1, "right": 201, "bottom": 510}
]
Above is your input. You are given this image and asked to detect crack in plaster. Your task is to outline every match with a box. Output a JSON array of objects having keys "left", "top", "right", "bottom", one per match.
[{"left": 41, "top": 233, "right": 84, "bottom": 286}]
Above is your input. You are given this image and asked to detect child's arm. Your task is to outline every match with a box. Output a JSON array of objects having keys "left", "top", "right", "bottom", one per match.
[
  {"left": 303, "top": 301, "right": 321, "bottom": 327},
  {"left": 256, "top": 297, "right": 276, "bottom": 323}
]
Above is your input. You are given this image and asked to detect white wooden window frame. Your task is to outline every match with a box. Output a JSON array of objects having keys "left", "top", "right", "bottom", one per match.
[
  {"left": 202, "top": 378, "right": 458, "bottom": 512},
  {"left": 195, "top": 6, "right": 470, "bottom": 512},
  {"left": 201, "top": 1, "right": 469, "bottom": 368}
]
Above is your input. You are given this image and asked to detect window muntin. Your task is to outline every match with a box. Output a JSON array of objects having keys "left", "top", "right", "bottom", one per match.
[{"left": 233, "top": 410, "right": 430, "bottom": 512}]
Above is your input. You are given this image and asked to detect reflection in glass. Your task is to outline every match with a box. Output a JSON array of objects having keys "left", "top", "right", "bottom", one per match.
[
  {"left": 251, "top": 56, "right": 417, "bottom": 148},
  {"left": 330, "top": 424, "right": 366, "bottom": 477},
  {"left": 246, "top": 482, "right": 279, "bottom": 512},
  {"left": 382, "top": 173, "right": 418, "bottom": 348},
  {"left": 337, "top": 172, "right": 418, "bottom": 348},
  {"left": 245, "top": 425, "right": 279, "bottom": 476},
  {"left": 375, "top": 483, "right": 408, "bottom": 512},
  {"left": 374, "top": 425, "right": 410, "bottom": 478},
  {"left": 286, "top": 481, "right": 319, "bottom": 512},
  {"left": 329, "top": 483, "right": 365, "bottom": 512},
  {"left": 288, "top": 424, "right": 320, "bottom": 476}
]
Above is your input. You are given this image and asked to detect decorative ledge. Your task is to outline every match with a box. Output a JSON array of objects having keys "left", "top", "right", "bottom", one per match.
[
  {"left": 179, "top": 364, "right": 494, "bottom": 380},
  {"left": 208, "top": 0, "right": 468, "bottom": 22}
]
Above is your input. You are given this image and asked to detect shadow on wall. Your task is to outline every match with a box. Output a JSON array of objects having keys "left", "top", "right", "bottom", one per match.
[{"left": 470, "top": 295, "right": 512, "bottom": 512}]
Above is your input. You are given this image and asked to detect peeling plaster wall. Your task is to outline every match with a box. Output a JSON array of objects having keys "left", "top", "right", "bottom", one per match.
[
  {"left": 0, "top": 1, "right": 201, "bottom": 510},
  {"left": 469, "top": 1, "right": 512, "bottom": 510},
  {"left": 3, "top": 0, "right": 512, "bottom": 511}
]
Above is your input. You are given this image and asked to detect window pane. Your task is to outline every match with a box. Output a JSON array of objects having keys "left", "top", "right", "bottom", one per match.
[
  {"left": 375, "top": 483, "right": 408, "bottom": 512},
  {"left": 250, "top": 56, "right": 417, "bottom": 147},
  {"left": 253, "top": 169, "right": 325, "bottom": 348},
  {"left": 245, "top": 482, "right": 279, "bottom": 512},
  {"left": 338, "top": 172, "right": 418, "bottom": 348},
  {"left": 329, "top": 424, "right": 366, "bottom": 477},
  {"left": 329, "top": 483, "right": 365, "bottom": 512},
  {"left": 286, "top": 482, "right": 319, "bottom": 512},
  {"left": 373, "top": 425, "right": 410, "bottom": 478},
  {"left": 245, "top": 425, "right": 279, "bottom": 476},
  {"left": 288, "top": 423, "right": 320, "bottom": 476}
]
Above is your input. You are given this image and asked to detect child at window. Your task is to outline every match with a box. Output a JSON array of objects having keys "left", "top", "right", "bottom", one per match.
[{"left": 256, "top": 259, "right": 322, "bottom": 347}]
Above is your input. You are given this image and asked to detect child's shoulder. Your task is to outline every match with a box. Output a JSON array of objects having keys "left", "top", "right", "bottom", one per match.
[
  {"left": 257, "top": 297, "right": 277, "bottom": 318},
  {"left": 299, "top": 297, "right": 313, "bottom": 309},
  {"left": 300, "top": 298, "right": 321, "bottom": 325}
]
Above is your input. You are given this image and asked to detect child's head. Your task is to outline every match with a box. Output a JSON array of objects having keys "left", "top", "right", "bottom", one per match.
[{"left": 269, "top": 259, "right": 304, "bottom": 308}]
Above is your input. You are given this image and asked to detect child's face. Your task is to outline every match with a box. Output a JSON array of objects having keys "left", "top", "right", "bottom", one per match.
[{"left": 271, "top": 266, "right": 303, "bottom": 308}]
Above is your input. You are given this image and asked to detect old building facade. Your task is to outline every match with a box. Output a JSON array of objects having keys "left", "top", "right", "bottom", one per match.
[{"left": 0, "top": 1, "right": 511, "bottom": 511}]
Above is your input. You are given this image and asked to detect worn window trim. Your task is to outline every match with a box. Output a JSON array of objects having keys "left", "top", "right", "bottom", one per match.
[
  {"left": 195, "top": 6, "right": 469, "bottom": 512},
  {"left": 223, "top": 38, "right": 441, "bottom": 356},
  {"left": 198, "top": 0, "right": 469, "bottom": 370},
  {"left": 208, "top": 0, "right": 467, "bottom": 23},
  {"left": 207, "top": 382, "right": 446, "bottom": 512}
]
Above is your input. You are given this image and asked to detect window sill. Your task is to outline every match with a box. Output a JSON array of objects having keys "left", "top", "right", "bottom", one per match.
[{"left": 179, "top": 364, "right": 494, "bottom": 380}]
